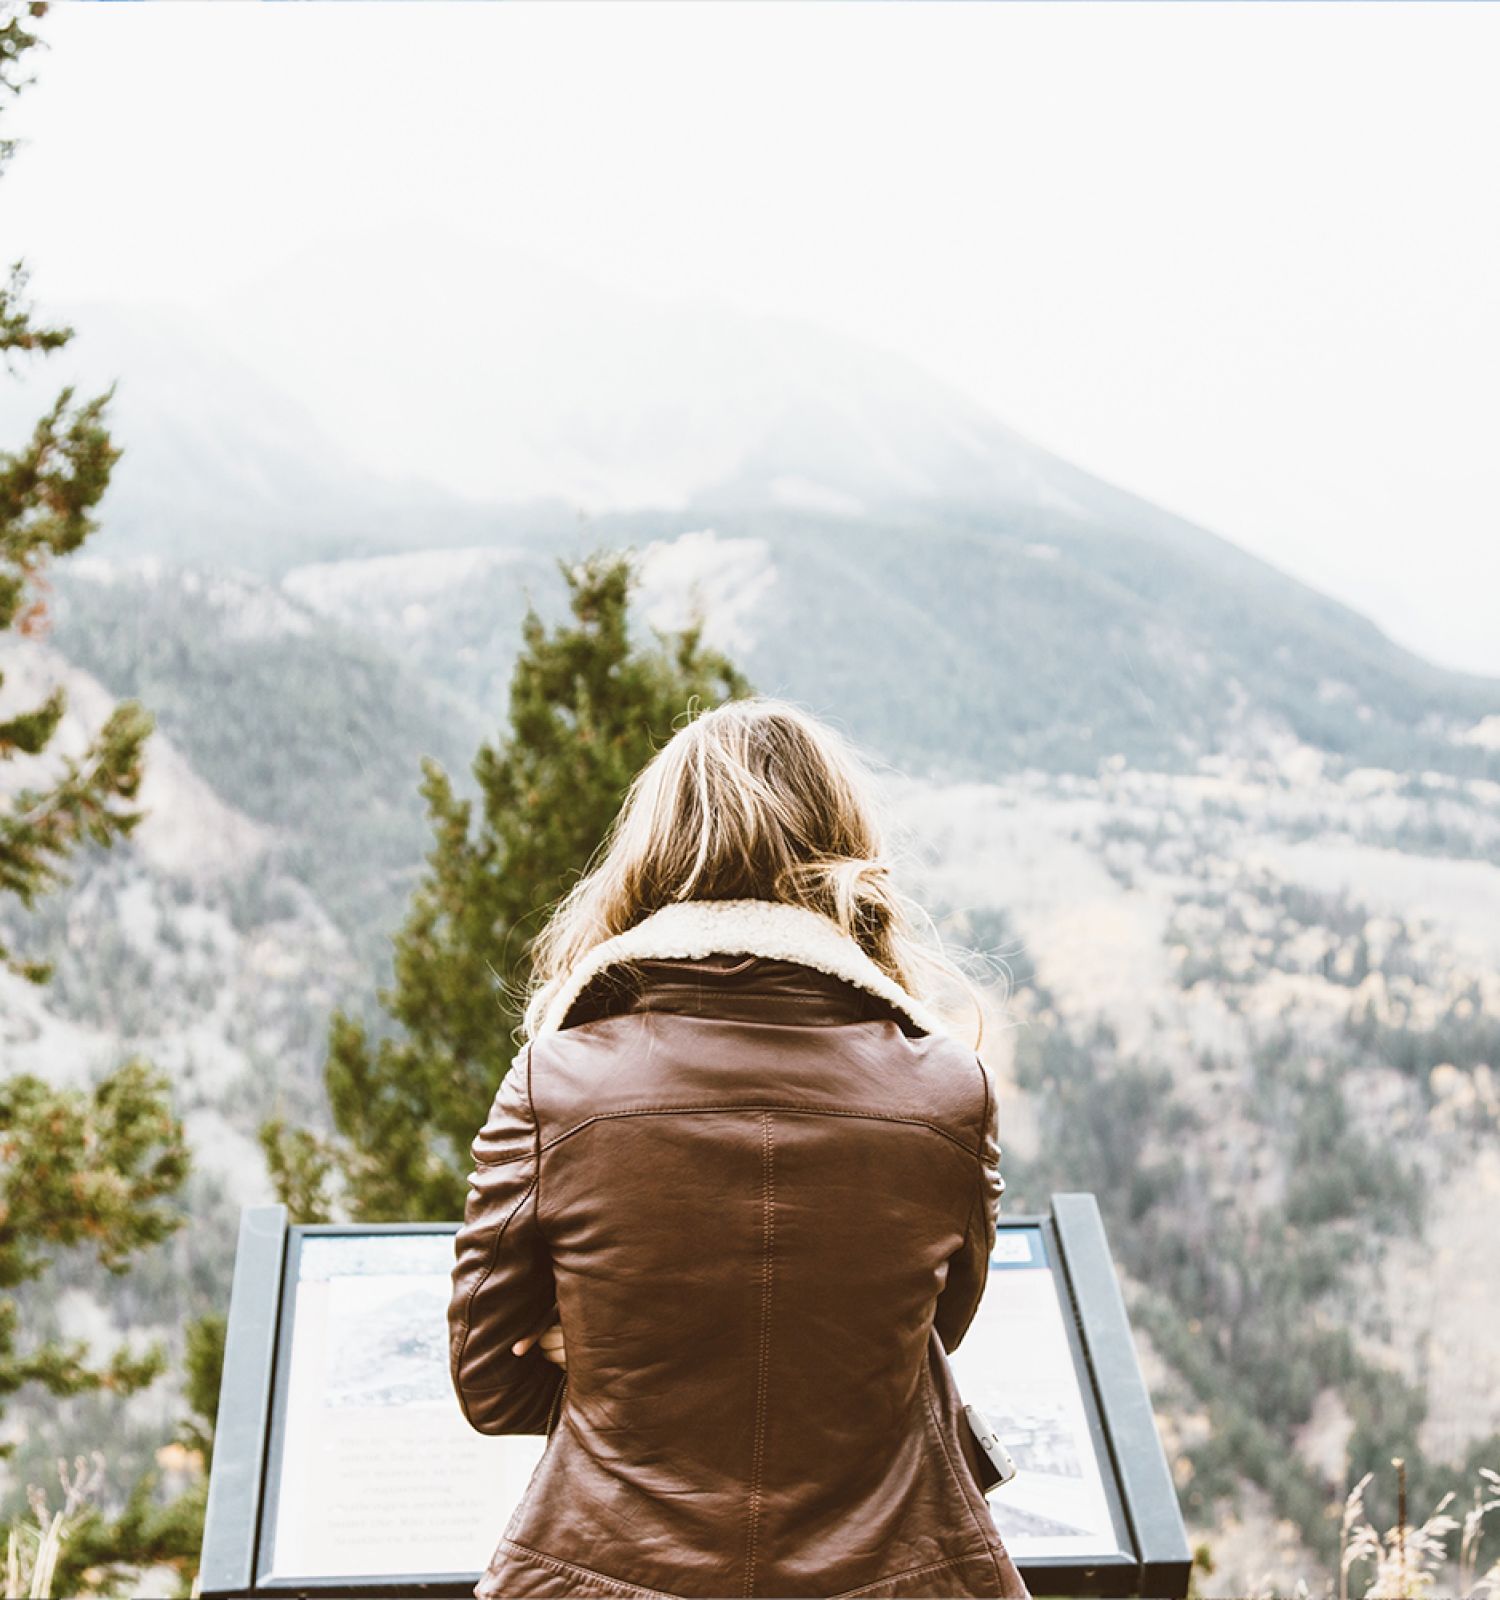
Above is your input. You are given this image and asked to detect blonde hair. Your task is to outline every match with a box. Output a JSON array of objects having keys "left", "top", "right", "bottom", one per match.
[{"left": 518, "top": 695, "right": 1005, "bottom": 1050}]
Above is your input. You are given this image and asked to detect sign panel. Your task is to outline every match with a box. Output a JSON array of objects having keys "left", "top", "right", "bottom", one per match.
[
  {"left": 261, "top": 1234, "right": 538, "bottom": 1584},
  {"left": 200, "top": 1196, "right": 1189, "bottom": 1598},
  {"left": 950, "top": 1224, "right": 1129, "bottom": 1562}
]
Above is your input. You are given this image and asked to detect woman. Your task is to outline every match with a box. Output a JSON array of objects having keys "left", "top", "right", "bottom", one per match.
[{"left": 448, "top": 696, "right": 1029, "bottom": 1600}]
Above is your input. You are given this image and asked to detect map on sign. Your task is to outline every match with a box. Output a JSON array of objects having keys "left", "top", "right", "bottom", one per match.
[
  {"left": 261, "top": 1225, "right": 1123, "bottom": 1584},
  {"left": 948, "top": 1225, "right": 1127, "bottom": 1558},
  {"left": 264, "top": 1234, "right": 543, "bottom": 1582}
]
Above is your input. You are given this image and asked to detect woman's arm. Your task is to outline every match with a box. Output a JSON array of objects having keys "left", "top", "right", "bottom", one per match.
[
  {"left": 448, "top": 1043, "right": 566, "bottom": 1434},
  {"left": 933, "top": 1054, "right": 1004, "bottom": 1354}
]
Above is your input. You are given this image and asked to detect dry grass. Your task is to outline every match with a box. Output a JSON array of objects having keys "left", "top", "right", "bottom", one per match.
[
  {"left": 4, "top": 1453, "right": 105, "bottom": 1600},
  {"left": 1338, "top": 1460, "right": 1500, "bottom": 1600},
  {"left": 1254, "top": 1459, "right": 1500, "bottom": 1600}
]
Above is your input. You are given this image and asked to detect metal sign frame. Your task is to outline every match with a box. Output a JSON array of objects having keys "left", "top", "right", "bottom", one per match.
[
  {"left": 1006, "top": 1211, "right": 1136, "bottom": 1592},
  {"left": 199, "top": 1193, "right": 1190, "bottom": 1599}
]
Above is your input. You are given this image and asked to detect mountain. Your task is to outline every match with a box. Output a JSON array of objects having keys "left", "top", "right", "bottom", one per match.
[
  {"left": 0, "top": 299, "right": 578, "bottom": 575},
  {"left": 14, "top": 263, "right": 1498, "bottom": 786},
  {"left": 3, "top": 256, "right": 1499, "bottom": 1592}
]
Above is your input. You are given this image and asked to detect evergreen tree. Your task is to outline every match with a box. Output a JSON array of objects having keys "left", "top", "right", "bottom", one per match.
[
  {"left": 0, "top": 7, "right": 211, "bottom": 1593},
  {"left": 263, "top": 547, "right": 754, "bottom": 1222},
  {"left": 0, "top": 10, "right": 151, "bottom": 991}
]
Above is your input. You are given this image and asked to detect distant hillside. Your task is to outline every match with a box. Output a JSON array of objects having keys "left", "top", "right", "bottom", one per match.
[
  {"left": 42, "top": 559, "right": 487, "bottom": 970},
  {"left": 590, "top": 501, "right": 1500, "bottom": 785},
  {"left": 13, "top": 267, "right": 1495, "bottom": 786},
  {"left": 272, "top": 503, "right": 1500, "bottom": 790}
]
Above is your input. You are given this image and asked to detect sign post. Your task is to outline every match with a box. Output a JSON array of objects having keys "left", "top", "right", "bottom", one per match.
[{"left": 200, "top": 1194, "right": 1190, "bottom": 1598}]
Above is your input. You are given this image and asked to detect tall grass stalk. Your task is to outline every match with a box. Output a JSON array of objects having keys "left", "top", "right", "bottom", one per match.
[
  {"left": 3, "top": 1454, "right": 105, "bottom": 1600},
  {"left": 1340, "top": 1459, "right": 1500, "bottom": 1600}
]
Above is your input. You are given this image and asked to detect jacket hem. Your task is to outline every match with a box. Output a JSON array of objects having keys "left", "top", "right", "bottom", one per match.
[{"left": 484, "top": 1538, "right": 1021, "bottom": 1600}]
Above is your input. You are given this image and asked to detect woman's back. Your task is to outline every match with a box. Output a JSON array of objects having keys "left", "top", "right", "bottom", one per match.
[{"left": 449, "top": 897, "right": 1029, "bottom": 1599}]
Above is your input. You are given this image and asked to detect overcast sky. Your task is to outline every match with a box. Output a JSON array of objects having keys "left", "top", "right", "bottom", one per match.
[{"left": 5, "top": 2, "right": 1498, "bottom": 677}]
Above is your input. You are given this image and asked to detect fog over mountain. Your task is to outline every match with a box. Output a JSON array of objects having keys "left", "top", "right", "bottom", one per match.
[
  {"left": 202, "top": 222, "right": 1085, "bottom": 516},
  {"left": 15, "top": 231, "right": 1499, "bottom": 786},
  {"left": 4, "top": 250, "right": 1499, "bottom": 1594}
]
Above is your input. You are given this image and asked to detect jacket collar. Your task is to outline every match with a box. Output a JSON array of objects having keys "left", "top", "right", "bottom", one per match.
[{"left": 535, "top": 897, "right": 950, "bottom": 1041}]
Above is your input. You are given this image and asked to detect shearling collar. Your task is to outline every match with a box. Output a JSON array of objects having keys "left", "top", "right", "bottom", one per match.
[{"left": 535, "top": 897, "right": 950, "bottom": 1041}]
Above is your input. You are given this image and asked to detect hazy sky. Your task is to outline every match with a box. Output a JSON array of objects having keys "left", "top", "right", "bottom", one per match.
[{"left": 6, "top": 2, "right": 1498, "bottom": 677}]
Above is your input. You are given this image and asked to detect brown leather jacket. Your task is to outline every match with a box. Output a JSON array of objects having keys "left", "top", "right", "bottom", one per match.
[{"left": 448, "top": 898, "right": 1029, "bottom": 1599}]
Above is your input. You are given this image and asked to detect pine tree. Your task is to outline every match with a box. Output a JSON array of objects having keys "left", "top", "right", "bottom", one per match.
[
  {"left": 0, "top": 10, "right": 152, "bottom": 991},
  {"left": 262, "top": 546, "right": 754, "bottom": 1222},
  {"left": 0, "top": 7, "right": 209, "bottom": 1594}
]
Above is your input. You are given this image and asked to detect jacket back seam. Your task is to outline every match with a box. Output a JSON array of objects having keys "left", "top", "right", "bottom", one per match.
[{"left": 743, "top": 1109, "right": 774, "bottom": 1597}]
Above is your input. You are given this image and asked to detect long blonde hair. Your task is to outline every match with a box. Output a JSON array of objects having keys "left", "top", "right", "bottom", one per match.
[{"left": 519, "top": 695, "right": 1004, "bottom": 1049}]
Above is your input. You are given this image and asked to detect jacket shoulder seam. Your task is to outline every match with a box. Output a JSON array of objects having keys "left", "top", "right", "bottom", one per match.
[{"left": 535, "top": 1102, "right": 984, "bottom": 1160}]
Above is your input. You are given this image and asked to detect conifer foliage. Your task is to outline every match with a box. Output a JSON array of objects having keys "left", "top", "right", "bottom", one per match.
[
  {"left": 0, "top": 0, "right": 185, "bottom": 1408},
  {"left": 0, "top": 7, "right": 211, "bottom": 1593},
  {"left": 0, "top": 12, "right": 152, "bottom": 988},
  {"left": 262, "top": 548, "right": 754, "bottom": 1222}
]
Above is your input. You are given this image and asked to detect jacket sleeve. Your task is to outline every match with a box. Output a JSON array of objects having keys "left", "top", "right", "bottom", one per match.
[
  {"left": 933, "top": 1054, "right": 1005, "bottom": 1355},
  {"left": 448, "top": 1042, "right": 565, "bottom": 1434}
]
